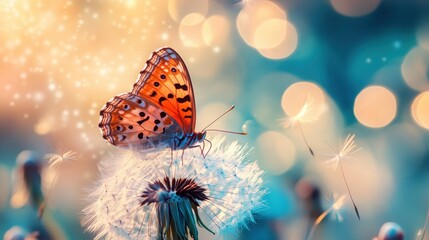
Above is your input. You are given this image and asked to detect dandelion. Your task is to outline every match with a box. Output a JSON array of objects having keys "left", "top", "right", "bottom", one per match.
[
  {"left": 83, "top": 137, "right": 265, "bottom": 240},
  {"left": 39, "top": 149, "right": 77, "bottom": 218},
  {"left": 321, "top": 134, "right": 361, "bottom": 220},
  {"left": 307, "top": 194, "right": 346, "bottom": 240},
  {"left": 281, "top": 96, "right": 319, "bottom": 157}
]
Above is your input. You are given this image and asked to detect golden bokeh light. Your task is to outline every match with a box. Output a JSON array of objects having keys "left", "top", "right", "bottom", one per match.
[
  {"left": 281, "top": 81, "right": 326, "bottom": 120},
  {"left": 202, "top": 15, "right": 230, "bottom": 46},
  {"left": 411, "top": 91, "right": 429, "bottom": 130},
  {"left": 256, "top": 131, "right": 296, "bottom": 175},
  {"left": 354, "top": 86, "right": 397, "bottom": 128},
  {"left": 253, "top": 19, "right": 286, "bottom": 49},
  {"left": 236, "top": 0, "right": 286, "bottom": 47},
  {"left": 401, "top": 47, "right": 429, "bottom": 91},
  {"left": 257, "top": 21, "right": 298, "bottom": 59},
  {"left": 330, "top": 0, "right": 381, "bottom": 17},
  {"left": 168, "top": 0, "right": 208, "bottom": 22},
  {"left": 179, "top": 13, "right": 206, "bottom": 47}
]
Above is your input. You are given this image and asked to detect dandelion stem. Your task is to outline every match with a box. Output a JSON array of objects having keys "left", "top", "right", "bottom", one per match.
[
  {"left": 297, "top": 121, "right": 314, "bottom": 157},
  {"left": 38, "top": 165, "right": 60, "bottom": 218},
  {"left": 421, "top": 207, "right": 429, "bottom": 240},
  {"left": 338, "top": 159, "right": 360, "bottom": 220}
]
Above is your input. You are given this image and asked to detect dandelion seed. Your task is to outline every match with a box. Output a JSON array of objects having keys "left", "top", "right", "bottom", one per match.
[
  {"left": 281, "top": 96, "right": 319, "bottom": 157},
  {"left": 320, "top": 134, "right": 361, "bottom": 220},
  {"left": 45, "top": 150, "right": 77, "bottom": 168},
  {"left": 83, "top": 137, "right": 265, "bottom": 240},
  {"left": 39, "top": 149, "right": 77, "bottom": 218},
  {"left": 307, "top": 194, "right": 346, "bottom": 240}
]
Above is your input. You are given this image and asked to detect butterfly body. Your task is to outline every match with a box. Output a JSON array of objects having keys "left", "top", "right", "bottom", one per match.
[{"left": 99, "top": 47, "right": 205, "bottom": 151}]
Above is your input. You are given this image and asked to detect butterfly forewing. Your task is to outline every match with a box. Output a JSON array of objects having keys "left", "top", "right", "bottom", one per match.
[
  {"left": 131, "top": 47, "right": 196, "bottom": 134},
  {"left": 99, "top": 93, "right": 183, "bottom": 147}
]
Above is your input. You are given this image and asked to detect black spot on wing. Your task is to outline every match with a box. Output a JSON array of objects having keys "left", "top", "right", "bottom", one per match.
[
  {"left": 160, "top": 112, "right": 166, "bottom": 118},
  {"left": 167, "top": 93, "right": 174, "bottom": 98},
  {"left": 182, "top": 107, "right": 192, "bottom": 112},
  {"left": 150, "top": 91, "right": 157, "bottom": 97},
  {"left": 184, "top": 116, "right": 192, "bottom": 119},
  {"left": 159, "top": 97, "right": 167, "bottom": 105},
  {"left": 177, "top": 95, "right": 190, "bottom": 103},
  {"left": 138, "top": 133, "right": 144, "bottom": 139},
  {"left": 174, "top": 83, "right": 188, "bottom": 91},
  {"left": 137, "top": 116, "right": 150, "bottom": 125}
]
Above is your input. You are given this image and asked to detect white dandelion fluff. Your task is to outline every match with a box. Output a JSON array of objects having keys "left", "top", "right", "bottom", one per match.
[
  {"left": 83, "top": 137, "right": 265, "bottom": 240},
  {"left": 320, "top": 134, "right": 361, "bottom": 220},
  {"left": 281, "top": 96, "right": 319, "bottom": 157},
  {"left": 307, "top": 194, "right": 347, "bottom": 240}
]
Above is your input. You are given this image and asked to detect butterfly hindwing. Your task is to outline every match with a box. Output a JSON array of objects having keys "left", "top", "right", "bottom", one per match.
[
  {"left": 131, "top": 47, "right": 196, "bottom": 134},
  {"left": 99, "top": 93, "right": 183, "bottom": 147}
]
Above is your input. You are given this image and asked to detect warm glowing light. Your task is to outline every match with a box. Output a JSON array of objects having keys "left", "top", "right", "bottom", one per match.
[
  {"left": 281, "top": 81, "right": 326, "bottom": 121},
  {"left": 253, "top": 19, "right": 286, "bottom": 49},
  {"left": 236, "top": 0, "right": 286, "bottom": 47},
  {"left": 179, "top": 13, "right": 205, "bottom": 47},
  {"left": 411, "top": 91, "right": 429, "bottom": 130},
  {"left": 257, "top": 21, "right": 298, "bottom": 59},
  {"left": 354, "top": 86, "right": 397, "bottom": 128},
  {"left": 401, "top": 47, "right": 429, "bottom": 91},
  {"left": 168, "top": 0, "right": 208, "bottom": 22},
  {"left": 330, "top": 0, "right": 381, "bottom": 17},
  {"left": 202, "top": 15, "right": 230, "bottom": 46},
  {"left": 256, "top": 131, "right": 296, "bottom": 175},
  {"left": 34, "top": 117, "right": 54, "bottom": 135}
]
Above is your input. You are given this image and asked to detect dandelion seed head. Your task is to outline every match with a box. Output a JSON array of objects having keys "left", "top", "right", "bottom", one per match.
[{"left": 83, "top": 137, "right": 265, "bottom": 240}]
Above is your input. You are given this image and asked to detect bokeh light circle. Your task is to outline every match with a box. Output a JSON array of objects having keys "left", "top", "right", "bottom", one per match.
[
  {"left": 253, "top": 19, "right": 286, "bottom": 49},
  {"left": 330, "top": 0, "right": 381, "bottom": 17},
  {"left": 256, "top": 131, "right": 296, "bottom": 175},
  {"left": 202, "top": 15, "right": 230, "bottom": 46},
  {"left": 354, "top": 86, "right": 397, "bottom": 128},
  {"left": 179, "top": 13, "right": 206, "bottom": 47},
  {"left": 236, "top": 0, "right": 286, "bottom": 47},
  {"left": 257, "top": 21, "right": 298, "bottom": 59},
  {"left": 281, "top": 81, "right": 326, "bottom": 119},
  {"left": 411, "top": 91, "right": 429, "bottom": 130},
  {"left": 401, "top": 47, "right": 429, "bottom": 91},
  {"left": 168, "top": 0, "right": 208, "bottom": 22}
]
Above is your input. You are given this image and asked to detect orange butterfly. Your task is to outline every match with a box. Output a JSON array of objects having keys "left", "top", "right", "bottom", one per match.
[{"left": 99, "top": 47, "right": 239, "bottom": 154}]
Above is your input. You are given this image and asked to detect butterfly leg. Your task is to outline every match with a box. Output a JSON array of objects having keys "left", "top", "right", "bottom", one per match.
[{"left": 204, "top": 139, "right": 213, "bottom": 158}]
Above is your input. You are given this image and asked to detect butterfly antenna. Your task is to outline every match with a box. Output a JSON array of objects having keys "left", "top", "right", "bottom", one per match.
[
  {"left": 202, "top": 105, "right": 247, "bottom": 135},
  {"left": 205, "top": 129, "right": 247, "bottom": 135},
  {"left": 201, "top": 105, "right": 235, "bottom": 131}
]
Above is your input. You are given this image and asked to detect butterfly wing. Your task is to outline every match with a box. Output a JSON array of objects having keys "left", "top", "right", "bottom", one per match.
[
  {"left": 131, "top": 47, "right": 196, "bottom": 134},
  {"left": 99, "top": 93, "right": 183, "bottom": 147}
]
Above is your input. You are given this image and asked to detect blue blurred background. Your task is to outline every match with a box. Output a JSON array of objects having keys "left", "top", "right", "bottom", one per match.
[{"left": 0, "top": 0, "right": 428, "bottom": 239}]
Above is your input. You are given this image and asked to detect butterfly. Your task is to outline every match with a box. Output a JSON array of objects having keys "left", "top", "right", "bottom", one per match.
[{"left": 98, "top": 47, "right": 208, "bottom": 152}]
